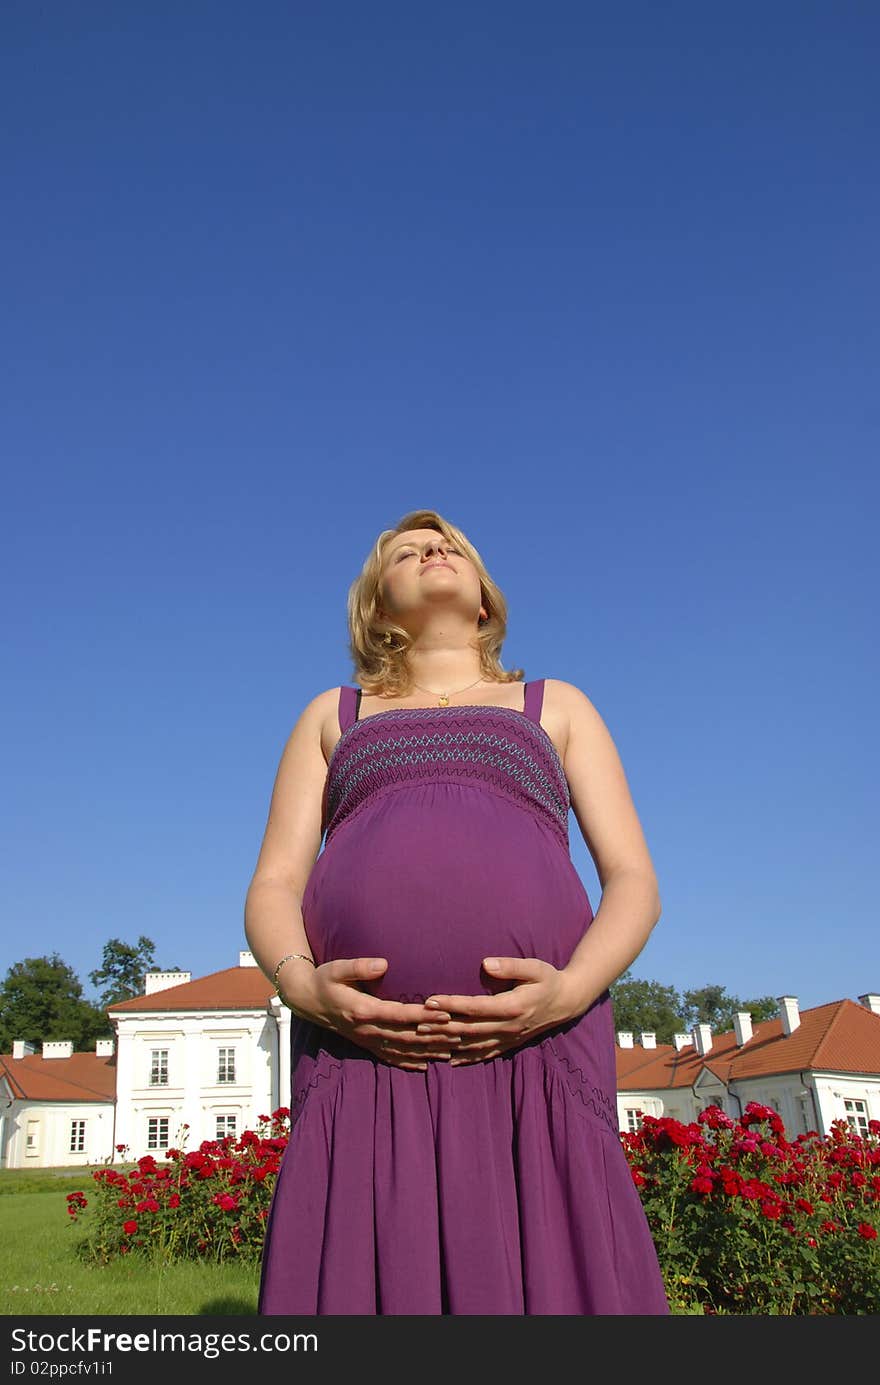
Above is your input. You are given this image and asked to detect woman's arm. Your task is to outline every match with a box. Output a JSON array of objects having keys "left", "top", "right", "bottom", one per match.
[
  {"left": 555, "top": 679, "right": 662, "bottom": 1013},
  {"left": 244, "top": 689, "right": 333, "bottom": 985}
]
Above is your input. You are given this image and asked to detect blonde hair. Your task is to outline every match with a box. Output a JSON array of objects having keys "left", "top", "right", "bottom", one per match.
[{"left": 347, "top": 508, "right": 524, "bottom": 696}]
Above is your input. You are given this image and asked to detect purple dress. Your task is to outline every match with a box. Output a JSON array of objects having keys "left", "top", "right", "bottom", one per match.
[{"left": 257, "top": 681, "right": 669, "bottom": 1315}]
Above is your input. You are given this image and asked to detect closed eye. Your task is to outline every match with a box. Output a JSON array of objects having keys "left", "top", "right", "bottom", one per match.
[{"left": 395, "top": 546, "right": 461, "bottom": 562}]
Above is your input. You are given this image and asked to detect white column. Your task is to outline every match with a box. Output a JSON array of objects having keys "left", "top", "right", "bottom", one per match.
[
  {"left": 270, "top": 997, "right": 291, "bottom": 1114},
  {"left": 114, "top": 1025, "right": 136, "bottom": 1158}
]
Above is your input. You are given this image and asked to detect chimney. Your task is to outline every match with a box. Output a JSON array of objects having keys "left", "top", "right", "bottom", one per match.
[
  {"left": 42, "top": 1040, "right": 74, "bottom": 1059},
  {"left": 144, "top": 970, "right": 192, "bottom": 996},
  {"left": 778, "top": 996, "right": 800, "bottom": 1036},
  {"left": 692, "top": 1024, "right": 713, "bottom": 1055},
  {"left": 239, "top": 950, "right": 258, "bottom": 967},
  {"left": 617, "top": 1031, "right": 634, "bottom": 1048},
  {"left": 640, "top": 1032, "right": 657, "bottom": 1049},
  {"left": 733, "top": 1012, "right": 753, "bottom": 1046},
  {"left": 858, "top": 994, "right": 880, "bottom": 1016},
  {"left": 95, "top": 1038, "right": 115, "bottom": 1057},
  {"left": 673, "top": 1033, "right": 691, "bottom": 1052},
  {"left": 12, "top": 1040, "right": 37, "bottom": 1060}
]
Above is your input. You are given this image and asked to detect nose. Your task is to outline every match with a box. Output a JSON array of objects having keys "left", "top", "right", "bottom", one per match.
[{"left": 422, "top": 540, "right": 447, "bottom": 562}]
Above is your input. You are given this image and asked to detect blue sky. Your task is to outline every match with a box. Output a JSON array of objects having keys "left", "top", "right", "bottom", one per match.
[{"left": 2, "top": 2, "right": 877, "bottom": 1022}]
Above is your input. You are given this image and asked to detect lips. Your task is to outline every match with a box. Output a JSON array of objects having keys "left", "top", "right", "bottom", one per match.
[{"left": 421, "top": 561, "right": 452, "bottom": 572}]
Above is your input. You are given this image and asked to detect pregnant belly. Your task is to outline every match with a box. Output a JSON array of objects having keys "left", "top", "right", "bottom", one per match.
[{"left": 302, "top": 790, "right": 592, "bottom": 1002}]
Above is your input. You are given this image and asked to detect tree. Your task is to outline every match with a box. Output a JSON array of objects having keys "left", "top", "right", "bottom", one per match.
[
  {"left": 609, "top": 970, "right": 686, "bottom": 1045},
  {"left": 0, "top": 954, "right": 108, "bottom": 1053},
  {"left": 738, "top": 995, "right": 779, "bottom": 1024},
  {"left": 681, "top": 984, "right": 738, "bottom": 1032},
  {"left": 88, "top": 935, "right": 162, "bottom": 1007},
  {"left": 681, "top": 985, "right": 780, "bottom": 1034}
]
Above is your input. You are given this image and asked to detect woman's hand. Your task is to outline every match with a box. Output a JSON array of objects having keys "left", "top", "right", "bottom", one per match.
[
  {"left": 280, "top": 957, "right": 461, "bottom": 1071},
  {"left": 420, "top": 958, "right": 583, "bottom": 1065}
]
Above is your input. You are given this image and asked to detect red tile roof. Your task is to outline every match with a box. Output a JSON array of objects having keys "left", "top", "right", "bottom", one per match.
[
  {"left": 616, "top": 1000, "right": 880, "bottom": 1090},
  {"left": 0, "top": 1052, "right": 117, "bottom": 1103},
  {"left": 107, "top": 966, "right": 273, "bottom": 1013}
]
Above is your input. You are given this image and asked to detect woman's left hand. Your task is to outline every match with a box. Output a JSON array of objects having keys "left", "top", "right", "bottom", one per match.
[{"left": 421, "top": 958, "right": 584, "bottom": 1065}]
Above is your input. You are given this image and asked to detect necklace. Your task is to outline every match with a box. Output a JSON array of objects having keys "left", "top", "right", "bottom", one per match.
[{"left": 410, "top": 676, "right": 484, "bottom": 708}]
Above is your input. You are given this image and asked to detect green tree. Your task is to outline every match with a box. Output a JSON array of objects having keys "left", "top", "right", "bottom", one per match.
[
  {"left": 88, "top": 935, "right": 162, "bottom": 1007},
  {"left": 738, "top": 995, "right": 779, "bottom": 1024},
  {"left": 681, "top": 984, "right": 737, "bottom": 1032},
  {"left": 0, "top": 954, "right": 108, "bottom": 1053},
  {"left": 609, "top": 970, "right": 685, "bottom": 1045},
  {"left": 681, "top": 985, "right": 780, "bottom": 1034}
]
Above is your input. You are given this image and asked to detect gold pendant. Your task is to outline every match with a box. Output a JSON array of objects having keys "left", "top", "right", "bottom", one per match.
[{"left": 438, "top": 693, "right": 449, "bottom": 707}]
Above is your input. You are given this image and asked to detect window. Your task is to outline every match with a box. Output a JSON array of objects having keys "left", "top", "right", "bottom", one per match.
[
  {"left": 216, "top": 1114, "right": 237, "bottom": 1140},
  {"left": 69, "top": 1120, "right": 86, "bottom": 1153},
  {"left": 147, "top": 1117, "right": 169, "bottom": 1150},
  {"left": 844, "top": 1099, "right": 869, "bottom": 1136},
  {"left": 624, "top": 1108, "right": 642, "bottom": 1133},
  {"left": 217, "top": 1048, "right": 236, "bottom": 1083},
  {"left": 149, "top": 1049, "right": 169, "bottom": 1086},
  {"left": 26, "top": 1119, "right": 39, "bottom": 1156}
]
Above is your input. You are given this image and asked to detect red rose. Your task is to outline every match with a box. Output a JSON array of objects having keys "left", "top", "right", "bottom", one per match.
[
  {"left": 857, "top": 1222, "right": 878, "bottom": 1240},
  {"left": 760, "top": 1201, "right": 782, "bottom": 1220},
  {"left": 690, "top": 1176, "right": 714, "bottom": 1195},
  {"left": 123, "top": 1220, "right": 138, "bottom": 1235},
  {"left": 212, "top": 1192, "right": 239, "bottom": 1212},
  {"left": 795, "top": 1198, "right": 814, "bottom": 1215},
  {"left": 168, "top": 1193, "right": 180, "bottom": 1209}
]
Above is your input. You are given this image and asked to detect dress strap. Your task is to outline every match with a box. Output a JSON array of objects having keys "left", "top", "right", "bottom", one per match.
[
  {"left": 523, "top": 679, "right": 545, "bottom": 724},
  {"left": 337, "top": 685, "right": 361, "bottom": 733}
]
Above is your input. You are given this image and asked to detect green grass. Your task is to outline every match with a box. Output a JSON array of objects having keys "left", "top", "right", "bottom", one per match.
[
  {"left": 0, "top": 1167, "right": 94, "bottom": 1196},
  {"left": 0, "top": 1173, "right": 260, "bottom": 1316}
]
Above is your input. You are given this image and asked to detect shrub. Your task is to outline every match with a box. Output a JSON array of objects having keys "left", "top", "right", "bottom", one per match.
[
  {"left": 621, "top": 1103, "right": 880, "bottom": 1314},
  {"left": 66, "top": 1109, "right": 290, "bottom": 1265}
]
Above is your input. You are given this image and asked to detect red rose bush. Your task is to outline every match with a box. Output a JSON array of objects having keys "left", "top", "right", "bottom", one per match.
[
  {"left": 66, "top": 1109, "right": 290, "bottom": 1265},
  {"left": 621, "top": 1103, "right": 880, "bottom": 1314}
]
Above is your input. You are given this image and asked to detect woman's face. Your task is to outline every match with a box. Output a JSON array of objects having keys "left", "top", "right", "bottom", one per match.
[{"left": 378, "top": 528, "right": 486, "bottom": 628}]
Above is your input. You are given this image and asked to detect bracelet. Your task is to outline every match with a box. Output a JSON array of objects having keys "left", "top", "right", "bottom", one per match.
[{"left": 272, "top": 952, "right": 316, "bottom": 998}]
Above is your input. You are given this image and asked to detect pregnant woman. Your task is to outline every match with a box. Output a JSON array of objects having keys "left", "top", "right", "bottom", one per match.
[{"left": 245, "top": 508, "right": 670, "bottom": 1315}]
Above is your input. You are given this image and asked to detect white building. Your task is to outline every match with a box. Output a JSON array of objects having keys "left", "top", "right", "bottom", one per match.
[
  {"left": 106, "top": 951, "right": 286, "bottom": 1158},
  {"left": 0, "top": 1039, "right": 116, "bottom": 1169},
  {"left": 614, "top": 993, "right": 880, "bottom": 1137}
]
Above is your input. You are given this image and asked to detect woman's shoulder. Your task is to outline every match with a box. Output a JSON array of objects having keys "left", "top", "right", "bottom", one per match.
[{"left": 541, "top": 677, "right": 596, "bottom": 712}]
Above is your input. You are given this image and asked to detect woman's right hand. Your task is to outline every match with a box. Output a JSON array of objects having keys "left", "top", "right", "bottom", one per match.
[{"left": 279, "top": 957, "right": 461, "bottom": 1071}]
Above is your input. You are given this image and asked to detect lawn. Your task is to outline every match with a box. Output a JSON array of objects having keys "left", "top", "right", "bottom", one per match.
[{"left": 0, "top": 1169, "right": 260, "bottom": 1316}]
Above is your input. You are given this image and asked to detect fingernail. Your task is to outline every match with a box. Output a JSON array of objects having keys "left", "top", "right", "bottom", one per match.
[
  {"left": 484, "top": 958, "right": 499, "bottom": 971},
  {"left": 425, "top": 1000, "right": 441, "bottom": 1008},
  {"left": 369, "top": 960, "right": 385, "bottom": 972}
]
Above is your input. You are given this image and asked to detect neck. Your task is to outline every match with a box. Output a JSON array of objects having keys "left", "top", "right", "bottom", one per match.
[
  {"left": 406, "top": 647, "right": 484, "bottom": 692},
  {"left": 393, "top": 610, "right": 483, "bottom": 692}
]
